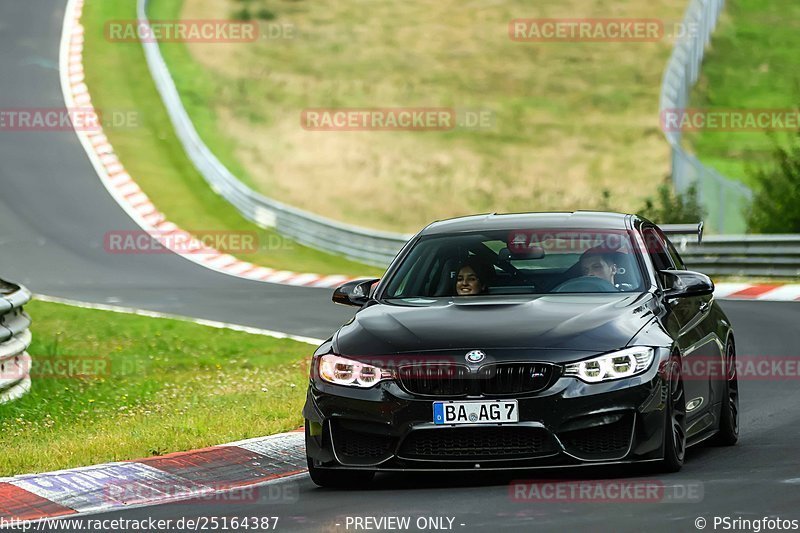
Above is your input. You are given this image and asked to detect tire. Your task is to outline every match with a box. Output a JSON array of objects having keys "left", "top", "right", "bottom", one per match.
[
  {"left": 710, "top": 340, "right": 739, "bottom": 446},
  {"left": 306, "top": 457, "right": 375, "bottom": 488},
  {"left": 659, "top": 354, "right": 687, "bottom": 473}
]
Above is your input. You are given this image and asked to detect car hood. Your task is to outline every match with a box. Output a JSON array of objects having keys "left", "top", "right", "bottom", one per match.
[{"left": 333, "top": 293, "right": 656, "bottom": 362}]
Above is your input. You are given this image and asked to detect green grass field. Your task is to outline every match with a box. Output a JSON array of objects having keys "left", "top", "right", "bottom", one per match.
[
  {"left": 0, "top": 300, "right": 313, "bottom": 476},
  {"left": 687, "top": 0, "right": 800, "bottom": 185},
  {"left": 81, "top": 0, "right": 382, "bottom": 277},
  {"left": 154, "top": 0, "right": 687, "bottom": 232}
]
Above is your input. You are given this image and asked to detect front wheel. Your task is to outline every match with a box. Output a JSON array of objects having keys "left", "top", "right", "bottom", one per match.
[
  {"left": 659, "top": 355, "right": 686, "bottom": 473},
  {"left": 307, "top": 458, "right": 375, "bottom": 488},
  {"left": 710, "top": 341, "right": 739, "bottom": 446}
]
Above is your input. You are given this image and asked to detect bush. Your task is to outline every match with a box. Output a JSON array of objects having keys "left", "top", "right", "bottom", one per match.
[
  {"left": 637, "top": 180, "right": 706, "bottom": 224},
  {"left": 596, "top": 188, "right": 614, "bottom": 211},
  {"left": 256, "top": 8, "right": 276, "bottom": 20},
  {"left": 232, "top": 0, "right": 276, "bottom": 21},
  {"left": 231, "top": 7, "right": 252, "bottom": 20},
  {"left": 746, "top": 131, "right": 800, "bottom": 233}
]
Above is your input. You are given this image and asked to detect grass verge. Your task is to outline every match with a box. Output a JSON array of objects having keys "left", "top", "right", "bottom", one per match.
[
  {"left": 687, "top": 0, "right": 800, "bottom": 185},
  {"left": 0, "top": 300, "right": 313, "bottom": 476},
  {"left": 81, "top": 0, "right": 382, "bottom": 277},
  {"left": 159, "top": 0, "right": 686, "bottom": 232}
]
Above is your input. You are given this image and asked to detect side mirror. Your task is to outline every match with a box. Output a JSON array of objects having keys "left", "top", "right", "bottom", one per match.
[
  {"left": 660, "top": 270, "right": 714, "bottom": 298},
  {"left": 332, "top": 278, "right": 380, "bottom": 307}
]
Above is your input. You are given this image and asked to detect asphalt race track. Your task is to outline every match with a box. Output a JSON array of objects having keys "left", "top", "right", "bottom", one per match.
[
  {"left": 0, "top": 1, "right": 352, "bottom": 340},
  {"left": 50, "top": 300, "right": 800, "bottom": 532},
  {"left": 2, "top": 2, "right": 800, "bottom": 532}
]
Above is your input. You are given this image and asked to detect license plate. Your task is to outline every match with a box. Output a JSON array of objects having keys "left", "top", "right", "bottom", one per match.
[{"left": 433, "top": 400, "right": 518, "bottom": 425}]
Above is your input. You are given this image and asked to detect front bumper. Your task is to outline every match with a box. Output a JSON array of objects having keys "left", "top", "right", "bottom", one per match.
[{"left": 303, "top": 350, "right": 671, "bottom": 471}]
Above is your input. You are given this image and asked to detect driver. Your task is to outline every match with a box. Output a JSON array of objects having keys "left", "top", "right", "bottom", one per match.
[{"left": 579, "top": 248, "right": 618, "bottom": 286}]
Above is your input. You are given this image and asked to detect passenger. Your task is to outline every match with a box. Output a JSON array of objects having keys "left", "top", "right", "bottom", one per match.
[
  {"left": 579, "top": 248, "right": 618, "bottom": 286},
  {"left": 455, "top": 258, "right": 492, "bottom": 295}
]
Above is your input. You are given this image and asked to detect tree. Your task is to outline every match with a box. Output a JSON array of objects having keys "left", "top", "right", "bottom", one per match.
[
  {"left": 637, "top": 180, "right": 706, "bottom": 224},
  {"left": 746, "top": 131, "right": 800, "bottom": 233}
]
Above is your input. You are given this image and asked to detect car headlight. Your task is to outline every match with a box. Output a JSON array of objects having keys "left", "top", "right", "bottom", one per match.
[
  {"left": 318, "top": 354, "right": 393, "bottom": 388},
  {"left": 564, "top": 347, "right": 654, "bottom": 383}
]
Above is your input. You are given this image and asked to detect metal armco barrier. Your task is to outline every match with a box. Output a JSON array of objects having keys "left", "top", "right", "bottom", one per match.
[
  {"left": 136, "top": 0, "right": 411, "bottom": 267},
  {"left": 659, "top": 0, "right": 752, "bottom": 233},
  {"left": 680, "top": 235, "right": 800, "bottom": 278},
  {"left": 137, "top": 0, "right": 792, "bottom": 271},
  {"left": 0, "top": 280, "right": 33, "bottom": 404}
]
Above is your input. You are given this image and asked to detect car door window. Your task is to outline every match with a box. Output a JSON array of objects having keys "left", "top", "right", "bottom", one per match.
[
  {"left": 642, "top": 227, "right": 674, "bottom": 272},
  {"left": 663, "top": 237, "right": 687, "bottom": 270}
]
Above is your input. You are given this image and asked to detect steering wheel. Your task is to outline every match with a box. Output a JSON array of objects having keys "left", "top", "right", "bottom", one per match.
[{"left": 551, "top": 276, "right": 618, "bottom": 293}]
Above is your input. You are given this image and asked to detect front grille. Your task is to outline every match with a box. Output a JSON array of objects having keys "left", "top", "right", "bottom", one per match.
[
  {"left": 398, "top": 364, "right": 471, "bottom": 397},
  {"left": 398, "top": 362, "right": 556, "bottom": 397},
  {"left": 558, "top": 414, "right": 634, "bottom": 459},
  {"left": 331, "top": 421, "right": 395, "bottom": 465},
  {"left": 479, "top": 363, "right": 556, "bottom": 395},
  {"left": 398, "top": 426, "right": 556, "bottom": 460}
]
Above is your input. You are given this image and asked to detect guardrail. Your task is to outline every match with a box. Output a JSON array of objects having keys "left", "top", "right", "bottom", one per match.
[
  {"left": 138, "top": 0, "right": 790, "bottom": 269},
  {"left": 136, "top": 0, "right": 410, "bottom": 267},
  {"left": 0, "top": 280, "right": 33, "bottom": 404},
  {"left": 659, "top": 0, "right": 753, "bottom": 234},
  {"left": 679, "top": 235, "right": 800, "bottom": 278}
]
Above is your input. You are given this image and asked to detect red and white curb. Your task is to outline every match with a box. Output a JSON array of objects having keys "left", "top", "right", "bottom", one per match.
[
  {"left": 0, "top": 296, "right": 316, "bottom": 523},
  {"left": 59, "top": 0, "right": 358, "bottom": 290},
  {"left": 0, "top": 431, "right": 306, "bottom": 523},
  {"left": 713, "top": 283, "right": 800, "bottom": 301}
]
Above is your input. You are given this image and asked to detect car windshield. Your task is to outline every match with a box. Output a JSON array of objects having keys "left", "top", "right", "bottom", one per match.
[{"left": 383, "top": 228, "right": 645, "bottom": 298}]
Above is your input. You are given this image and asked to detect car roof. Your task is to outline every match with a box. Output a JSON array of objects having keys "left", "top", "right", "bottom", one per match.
[{"left": 420, "top": 211, "right": 634, "bottom": 235}]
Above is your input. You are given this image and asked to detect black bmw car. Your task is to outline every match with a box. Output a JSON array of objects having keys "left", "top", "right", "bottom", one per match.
[{"left": 303, "top": 212, "right": 739, "bottom": 487}]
